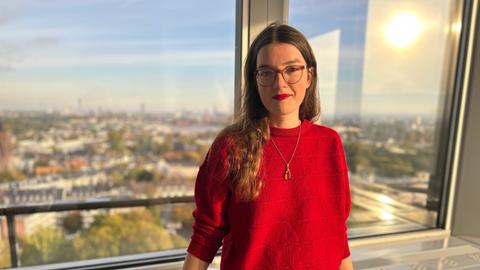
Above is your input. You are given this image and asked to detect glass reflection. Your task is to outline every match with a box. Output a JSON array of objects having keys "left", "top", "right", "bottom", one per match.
[{"left": 289, "top": 0, "right": 457, "bottom": 237}]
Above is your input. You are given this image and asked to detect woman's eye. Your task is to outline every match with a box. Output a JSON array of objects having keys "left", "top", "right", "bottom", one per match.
[
  {"left": 259, "top": 70, "right": 273, "bottom": 77},
  {"left": 285, "top": 66, "right": 300, "bottom": 74}
]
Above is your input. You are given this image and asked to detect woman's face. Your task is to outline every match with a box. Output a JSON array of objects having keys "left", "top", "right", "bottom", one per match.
[{"left": 255, "top": 42, "right": 312, "bottom": 124}]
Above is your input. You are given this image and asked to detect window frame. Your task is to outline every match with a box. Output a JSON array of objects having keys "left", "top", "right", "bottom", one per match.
[{"left": 1, "top": 0, "right": 479, "bottom": 268}]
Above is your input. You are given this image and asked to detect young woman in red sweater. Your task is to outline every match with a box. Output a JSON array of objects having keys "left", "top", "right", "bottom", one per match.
[{"left": 183, "top": 24, "right": 353, "bottom": 270}]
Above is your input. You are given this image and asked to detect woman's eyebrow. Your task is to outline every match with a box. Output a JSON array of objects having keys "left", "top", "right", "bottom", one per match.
[
  {"left": 283, "top": 59, "right": 303, "bottom": 65},
  {"left": 257, "top": 59, "right": 303, "bottom": 69}
]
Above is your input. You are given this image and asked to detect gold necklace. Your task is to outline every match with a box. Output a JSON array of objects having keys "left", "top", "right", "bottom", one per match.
[{"left": 270, "top": 124, "right": 302, "bottom": 180}]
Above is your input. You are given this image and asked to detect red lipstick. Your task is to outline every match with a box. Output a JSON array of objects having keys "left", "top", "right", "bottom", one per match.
[{"left": 273, "top": 94, "right": 291, "bottom": 101}]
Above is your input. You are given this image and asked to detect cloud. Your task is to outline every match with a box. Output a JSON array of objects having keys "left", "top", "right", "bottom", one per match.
[
  {"left": 0, "top": 42, "right": 21, "bottom": 72},
  {"left": 0, "top": 65, "right": 14, "bottom": 72},
  {"left": 0, "top": 34, "right": 62, "bottom": 72},
  {"left": 0, "top": 2, "right": 24, "bottom": 26},
  {"left": 12, "top": 50, "right": 233, "bottom": 69}
]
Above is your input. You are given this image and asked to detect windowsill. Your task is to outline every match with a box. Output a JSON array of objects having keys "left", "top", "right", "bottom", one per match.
[
  {"left": 350, "top": 232, "right": 480, "bottom": 269},
  {"left": 14, "top": 229, "right": 479, "bottom": 270}
]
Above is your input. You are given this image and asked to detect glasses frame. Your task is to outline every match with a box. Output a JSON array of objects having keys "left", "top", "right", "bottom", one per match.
[{"left": 254, "top": 64, "right": 308, "bottom": 87}]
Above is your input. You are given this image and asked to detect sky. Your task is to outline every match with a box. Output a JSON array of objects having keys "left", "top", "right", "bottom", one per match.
[
  {"left": 0, "top": 0, "right": 456, "bottom": 117},
  {"left": 289, "top": 0, "right": 454, "bottom": 118},
  {"left": 0, "top": 0, "right": 235, "bottom": 113}
]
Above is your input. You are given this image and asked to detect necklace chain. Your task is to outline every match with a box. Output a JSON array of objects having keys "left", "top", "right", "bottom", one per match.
[{"left": 270, "top": 124, "right": 302, "bottom": 180}]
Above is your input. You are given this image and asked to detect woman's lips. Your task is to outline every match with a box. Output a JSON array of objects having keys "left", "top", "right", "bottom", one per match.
[{"left": 273, "top": 94, "right": 292, "bottom": 101}]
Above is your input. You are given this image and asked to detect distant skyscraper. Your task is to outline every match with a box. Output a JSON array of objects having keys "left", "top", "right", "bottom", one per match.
[
  {"left": 140, "top": 103, "right": 145, "bottom": 122},
  {"left": 78, "top": 98, "right": 83, "bottom": 114},
  {"left": 0, "top": 122, "right": 13, "bottom": 172}
]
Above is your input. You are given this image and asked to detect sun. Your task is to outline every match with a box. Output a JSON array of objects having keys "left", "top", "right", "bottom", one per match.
[{"left": 384, "top": 13, "right": 422, "bottom": 49}]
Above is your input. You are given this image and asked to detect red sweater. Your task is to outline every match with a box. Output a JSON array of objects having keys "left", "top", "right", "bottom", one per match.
[{"left": 187, "top": 120, "right": 351, "bottom": 269}]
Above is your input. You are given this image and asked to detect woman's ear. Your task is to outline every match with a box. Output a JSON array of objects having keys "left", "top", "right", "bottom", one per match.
[{"left": 306, "top": 67, "right": 313, "bottom": 89}]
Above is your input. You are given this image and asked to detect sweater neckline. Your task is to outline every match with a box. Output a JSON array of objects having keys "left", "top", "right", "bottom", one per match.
[{"left": 269, "top": 119, "right": 311, "bottom": 137}]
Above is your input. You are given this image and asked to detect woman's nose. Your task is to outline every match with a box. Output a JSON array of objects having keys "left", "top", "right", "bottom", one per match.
[{"left": 272, "top": 72, "right": 288, "bottom": 89}]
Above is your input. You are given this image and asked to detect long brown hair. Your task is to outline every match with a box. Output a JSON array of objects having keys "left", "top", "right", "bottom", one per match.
[{"left": 217, "top": 23, "right": 319, "bottom": 201}]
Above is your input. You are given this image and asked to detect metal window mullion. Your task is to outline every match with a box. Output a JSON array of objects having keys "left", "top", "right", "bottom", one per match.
[
  {"left": 235, "top": 0, "right": 250, "bottom": 117},
  {"left": 7, "top": 214, "right": 18, "bottom": 268},
  {"left": 248, "top": 0, "right": 288, "bottom": 44},
  {"left": 445, "top": 0, "right": 479, "bottom": 232}
]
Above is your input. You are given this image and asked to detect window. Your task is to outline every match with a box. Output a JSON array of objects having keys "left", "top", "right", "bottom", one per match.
[
  {"left": 0, "top": 1, "right": 234, "bottom": 267},
  {"left": 0, "top": 0, "right": 470, "bottom": 268},
  {"left": 289, "top": 0, "right": 461, "bottom": 237}
]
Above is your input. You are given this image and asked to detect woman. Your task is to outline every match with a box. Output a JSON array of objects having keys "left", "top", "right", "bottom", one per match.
[{"left": 183, "top": 24, "right": 353, "bottom": 270}]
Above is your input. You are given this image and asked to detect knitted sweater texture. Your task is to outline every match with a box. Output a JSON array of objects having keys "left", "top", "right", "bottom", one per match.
[{"left": 187, "top": 120, "right": 351, "bottom": 269}]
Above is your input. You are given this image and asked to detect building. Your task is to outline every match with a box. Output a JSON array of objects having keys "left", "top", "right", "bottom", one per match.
[{"left": 0, "top": 123, "right": 12, "bottom": 173}]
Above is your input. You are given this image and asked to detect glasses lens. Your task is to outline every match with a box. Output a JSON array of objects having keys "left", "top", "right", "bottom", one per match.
[
  {"left": 256, "top": 66, "right": 305, "bottom": 86},
  {"left": 256, "top": 70, "right": 275, "bottom": 86},
  {"left": 283, "top": 66, "right": 303, "bottom": 84}
]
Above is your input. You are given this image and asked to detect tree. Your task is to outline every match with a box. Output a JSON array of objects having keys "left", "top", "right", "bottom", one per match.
[
  {"left": 0, "top": 241, "right": 11, "bottom": 268},
  {"left": 173, "top": 204, "right": 195, "bottom": 229},
  {"left": 157, "top": 135, "right": 174, "bottom": 154},
  {"left": 72, "top": 210, "right": 187, "bottom": 260},
  {"left": 110, "top": 170, "right": 124, "bottom": 182},
  {"left": 126, "top": 167, "right": 154, "bottom": 182},
  {"left": 62, "top": 212, "right": 83, "bottom": 235},
  {"left": 13, "top": 210, "right": 189, "bottom": 265},
  {"left": 133, "top": 131, "right": 155, "bottom": 155},
  {"left": 34, "top": 159, "right": 50, "bottom": 167},
  {"left": 108, "top": 129, "right": 126, "bottom": 153},
  {"left": 182, "top": 151, "right": 202, "bottom": 163},
  {"left": 148, "top": 206, "right": 163, "bottom": 226},
  {"left": 372, "top": 148, "right": 414, "bottom": 177},
  {"left": 0, "top": 170, "right": 15, "bottom": 183},
  {"left": 343, "top": 141, "right": 373, "bottom": 173},
  {"left": 19, "top": 227, "right": 73, "bottom": 266},
  {"left": 137, "top": 169, "right": 154, "bottom": 182}
]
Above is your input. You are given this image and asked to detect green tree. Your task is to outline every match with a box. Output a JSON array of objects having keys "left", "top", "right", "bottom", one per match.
[
  {"left": 110, "top": 170, "right": 124, "bottom": 182},
  {"left": 173, "top": 204, "right": 195, "bottom": 229},
  {"left": 108, "top": 129, "right": 126, "bottom": 153},
  {"left": 157, "top": 135, "right": 174, "bottom": 154},
  {"left": 182, "top": 151, "right": 202, "bottom": 163},
  {"left": 137, "top": 169, "right": 154, "bottom": 182},
  {"left": 72, "top": 210, "right": 186, "bottom": 260},
  {"left": 34, "top": 159, "right": 50, "bottom": 167},
  {"left": 372, "top": 148, "right": 415, "bottom": 177},
  {"left": 148, "top": 206, "right": 163, "bottom": 226},
  {"left": 0, "top": 170, "right": 15, "bottom": 183},
  {"left": 19, "top": 227, "right": 73, "bottom": 266},
  {"left": 0, "top": 241, "right": 11, "bottom": 268},
  {"left": 343, "top": 141, "right": 373, "bottom": 173},
  {"left": 126, "top": 167, "right": 154, "bottom": 182},
  {"left": 62, "top": 212, "right": 83, "bottom": 235},
  {"left": 133, "top": 131, "right": 155, "bottom": 155},
  {"left": 197, "top": 143, "right": 211, "bottom": 161},
  {"left": 0, "top": 170, "right": 26, "bottom": 183},
  {"left": 410, "top": 152, "right": 433, "bottom": 172}
]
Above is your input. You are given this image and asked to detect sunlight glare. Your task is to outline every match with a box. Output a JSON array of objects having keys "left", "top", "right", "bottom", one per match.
[{"left": 384, "top": 13, "right": 422, "bottom": 49}]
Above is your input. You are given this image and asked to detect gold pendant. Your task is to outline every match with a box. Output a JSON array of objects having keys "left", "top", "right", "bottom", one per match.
[{"left": 283, "top": 165, "right": 291, "bottom": 180}]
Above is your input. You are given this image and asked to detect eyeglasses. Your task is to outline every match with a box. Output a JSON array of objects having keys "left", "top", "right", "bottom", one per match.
[{"left": 255, "top": 65, "right": 308, "bottom": 87}]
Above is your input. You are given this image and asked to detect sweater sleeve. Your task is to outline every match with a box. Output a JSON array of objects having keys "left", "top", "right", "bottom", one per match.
[
  {"left": 334, "top": 132, "right": 351, "bottom": 259},
  {"left": 187, "top": 138, "right": 231, "bottom": 263}
]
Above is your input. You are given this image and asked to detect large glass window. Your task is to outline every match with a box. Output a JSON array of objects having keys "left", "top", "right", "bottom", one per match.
[
  {"left": 0, "top": 1, "right": 234, "bottom": 267},
  {"left": 289, "top": 0, "right": 460, "bottom": 237}
]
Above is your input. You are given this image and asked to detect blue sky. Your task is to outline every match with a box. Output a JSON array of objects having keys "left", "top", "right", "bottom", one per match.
[
  {"left": 0, "top": 0, "right": 235, "bottom": 113},
  {"left": 0, "top": 0, "right": 453, "bottom": 117},
  {"left": 289, "top": 0, "right": 452, "bottom": 117}
]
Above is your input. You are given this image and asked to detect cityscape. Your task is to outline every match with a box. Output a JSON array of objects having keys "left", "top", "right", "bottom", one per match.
[{"left": 0, "top": 108, "right": 439, "bottom": 267}]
